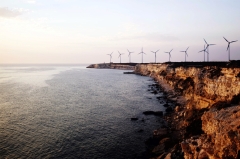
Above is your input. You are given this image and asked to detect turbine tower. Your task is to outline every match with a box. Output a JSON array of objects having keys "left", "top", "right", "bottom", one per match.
[
  {"left": 151, "top": 49, "right": 159, "bottom": 63},
  {"left": 138, "top": 47, "right": 146, "bottom": 63},
  {"left": 204, "top": 39, "right": 216, "bottom": 62},
  {"left": 107, "top": 52, "right": 113, "bottom": 63},
  {"left": 165, "top": 49, "right": 173, "bottom": 62},
  {"left": 199, "top": 45, "right": 207, "bottom": 62},
  {"left": 118, "top": 51, "right": 124, "bottom": 63},
  {"left": 180, "top": 47, "right": 189, "bottom": 62},
  {"left": 223, "top": 37, "right": 238, "bottom": 61},
  {"left": 127, "top": 49, "right": 134, "bottom": 63}
]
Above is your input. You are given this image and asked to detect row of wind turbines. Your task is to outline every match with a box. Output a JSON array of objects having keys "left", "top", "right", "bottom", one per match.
[{"left": 107, "top": 37, "right": 238, "bottom": 63}]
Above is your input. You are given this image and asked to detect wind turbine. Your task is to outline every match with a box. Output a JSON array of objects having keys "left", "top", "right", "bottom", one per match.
[
  {"left": 118, "top": 51, "right": 124, "bottom": 63},
  {"left": 198, "top": 45, "right": 208, "bottom": 62},
  {"left": 180, "top": 47, "right": 189, "bottom": 62},
  {"left": 151, "top": 49, "right": 159, "bottom": 63},
  {"left": 204, "top": 39, "right": 216, "bottom": 62},
  {"left": 165, "top": 49, "right": 173, "bottom": 62},
  {"left": 107, "top": 52, "right": 113, "bottom": 63},
  {"left": 127, "top": 49, "right": 134, "bottom": 63},
  {"left": 138, "top": 47, "right": 146, "bottom": 63},
  {"left": 223, "top": 37, "right": 238, "bottom": 61}
]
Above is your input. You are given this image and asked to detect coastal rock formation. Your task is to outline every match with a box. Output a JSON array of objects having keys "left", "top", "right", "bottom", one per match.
[
  {"left": 87, "top": 63, "right": 136, "bottom": 70},
  {"left": 182, "top": 106, "right": 240, "bottom": 159},
  {"left": 135, "top": 61, "right": 240, "bottom": 158}
]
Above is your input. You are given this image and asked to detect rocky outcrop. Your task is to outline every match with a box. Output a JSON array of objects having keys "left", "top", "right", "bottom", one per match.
[
  {"left": 87, "top": 63, "right": 137, "bottom": 70},
  {"left": 182, "top": 106, "right": 240, "bottom": 159},
  {"left": 135, "top": 61, "right": 240, "bottom": 158}
]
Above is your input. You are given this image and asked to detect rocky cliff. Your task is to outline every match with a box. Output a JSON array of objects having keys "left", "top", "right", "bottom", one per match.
[
  {"left": 87, "top": 63, "right": 137, "bottom": 70},
  {"left": 134, "top": 61, "right": 240, "bottom": 159}
]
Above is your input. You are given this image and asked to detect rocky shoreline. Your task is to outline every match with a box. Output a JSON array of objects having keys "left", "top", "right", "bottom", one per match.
[
  {"left": 87, "top": 61, "right": 240, "bottom": 158},
  {"left": 135, "top": 61, "right": 240, "bottom": 159}
]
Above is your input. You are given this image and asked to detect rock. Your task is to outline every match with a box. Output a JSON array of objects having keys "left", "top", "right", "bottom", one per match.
[
  {"left": 135, "top": 62, "right": 240, "bottom": 159},
  {"left": 152, "top": 138, "right": 171, "bottom": 156},
  {"left": 159, "top": 101, "right": 164, "bottom": 104},
  {"left": 151, "top": 90, "right": 158, "bottom": 94},
  {"left": 164, "top": 153, "right": 171, "bottom": 159},
  {"left": 165, "top": 107, "right": 173, "bottom": 113},
  {"left": 153, "top": 128, "right": 168, "bottom": 138},
  {"left": 123, "top": 71, "right": 135, "bottom": 74},
  {"left": 143, "top": 111, "right": 163, "bottom": 116},
  {"left": 156, "top": 96, "right": 162, "bottom": 100},
  {"left": 131, "top": 117, "right": 138, "bottom": 121},
  {"left": 154, "top": 111, "right": 164, "bottom": 116},
  {"left": 182, "top": 105, "right": 240, "bottom": 159},
  {"left": 163, "top": 103, "right": 170, "bottom": 107},
  {"left": 175, "top": 106, "right": 181, "bottom": 112},
  {"left": 152, "top": 144, "right": 165, "bottom": 155}
]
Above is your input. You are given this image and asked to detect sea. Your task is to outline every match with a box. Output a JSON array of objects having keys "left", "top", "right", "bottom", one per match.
[{"left": 0, "top": 64, "right": 165, "bottom": 159}]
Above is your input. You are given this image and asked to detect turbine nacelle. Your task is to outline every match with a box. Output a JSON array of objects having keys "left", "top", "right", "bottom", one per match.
[
  {"left": 151, "top": 50, "right": 159, "bottom": 54},
  {"left": 223, "top": 37, "right": 238, "bottom": 51},
  {"left": 127, "top": 49, "right": 134, "bottom": 56}
]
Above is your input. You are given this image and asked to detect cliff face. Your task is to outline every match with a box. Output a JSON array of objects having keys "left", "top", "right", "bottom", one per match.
[
  {"left": 134, "top": 62, "right": 240, "bottom": 158},
  {"left": 135, "top": 63, "right": 240, "bottom": 109}
]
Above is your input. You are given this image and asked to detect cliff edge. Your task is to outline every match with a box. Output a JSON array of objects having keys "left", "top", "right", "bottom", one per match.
[
  {"left": 87, "top": 63, "right": 137, "bottom": 70},
  {"left": 135, "top": 61, "right": 240, "bottom": 159}
]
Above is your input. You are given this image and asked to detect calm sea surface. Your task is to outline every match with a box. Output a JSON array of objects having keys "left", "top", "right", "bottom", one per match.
[{"left": 0, "top": 65, "right": 165, "bottom": 159}]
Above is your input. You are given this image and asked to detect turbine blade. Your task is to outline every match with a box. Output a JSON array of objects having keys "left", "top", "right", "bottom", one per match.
[
  {"left": 170, "top": 49, "right": 173, "bottom": 53},
  {"left": 223, "top": 37, "right": 229, "bottom": 42},
  {"left": 204, "top": 38, "right": 208, "bottom": 44},
  {"left": 186, "top": 53, "right": 188, "bottom": 56},
  {"left": 186, "top": 47, "right": 189, "bottom": 51},
  {"left": 231, "top": 40, "right": 238, "bottom": 43},
  {"left": 151, "top": 51, "right": 154, "bottom": 53},
  {"left": 227, "top": 44, "right": 230, "bottom": 51},
  {"left": 156, "top": 50, "right": 159, "bottom": 52},
  {"left": 209, "top": 44, "right": 216, "bottom": 45}
]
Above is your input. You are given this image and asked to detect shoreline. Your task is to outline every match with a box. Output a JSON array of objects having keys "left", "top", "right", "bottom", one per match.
[{"left": 87, "top": 61, "right": 240, "bottom": 158}]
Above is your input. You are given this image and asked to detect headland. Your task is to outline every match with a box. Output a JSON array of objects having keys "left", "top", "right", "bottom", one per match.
[
  {"left": 86, "top": 63, "right": 138, "bottom": 70},
  {"left": 87, "top": 61, "right": 240, "bottom": 159}
]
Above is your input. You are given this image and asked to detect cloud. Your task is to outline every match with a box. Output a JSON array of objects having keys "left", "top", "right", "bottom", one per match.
[{"left": 0, "top": 7, "right": 22, "bottom": 18}]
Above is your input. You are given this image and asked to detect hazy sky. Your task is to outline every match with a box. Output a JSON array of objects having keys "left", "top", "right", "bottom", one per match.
[{"left": 0, "top": 0, "right": 240, "bottom": 64}]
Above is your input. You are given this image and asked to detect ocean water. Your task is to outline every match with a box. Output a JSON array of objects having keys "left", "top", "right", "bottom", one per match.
[{"left": 0, "top": 65, "right": 165, "bottom": 159}]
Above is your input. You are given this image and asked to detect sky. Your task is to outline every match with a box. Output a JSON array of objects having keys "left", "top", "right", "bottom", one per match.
[{"left": 0, "top": 0, "right": 240, "bottom": 64}]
